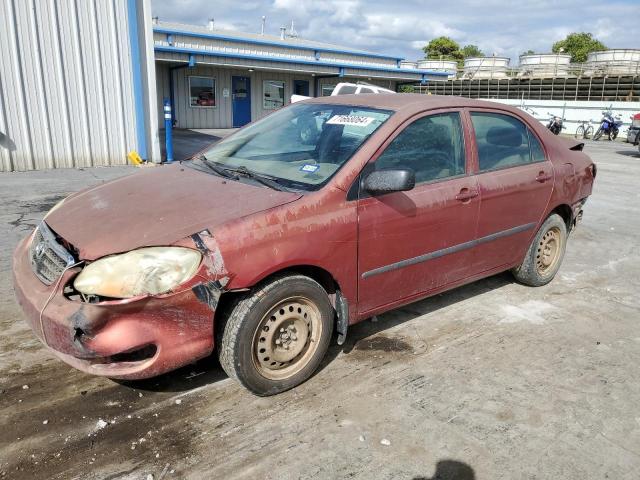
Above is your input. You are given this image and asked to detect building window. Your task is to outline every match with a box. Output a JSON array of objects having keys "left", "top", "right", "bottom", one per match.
[
  {"left": 189, "top": 76, "right": 216, "bottom": 108},
  {"left": 320, "top": 84, "right": 334, "bottom": 96},
  {"left": 263, "top": 80, "right": 285, "bottom": 109}
]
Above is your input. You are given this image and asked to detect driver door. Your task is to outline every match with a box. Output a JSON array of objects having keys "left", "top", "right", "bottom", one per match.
[{"left": 357, "top": 110, "right": 480, "bottom": 315}]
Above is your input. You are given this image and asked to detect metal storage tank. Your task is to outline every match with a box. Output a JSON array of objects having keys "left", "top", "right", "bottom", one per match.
[
  {"left": 0, "top": 0, "right": 160, "bottom": 171},
  {"left": 416, "top": 60, "right": 458, "bottom": 79},
  {"left": 462, "top": 57, "right": 509, "bottom": 79},
  {"left": 399, "top": 61, "right": 418, "bottom": 69},
  {"left": 585, "top": 49, "right": 640, "bottom": 76},
  {"left": 518, "top": 53, "right": 571, "bottom": 77}
]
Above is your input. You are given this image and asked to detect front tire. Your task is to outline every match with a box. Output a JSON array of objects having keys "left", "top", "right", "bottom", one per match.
[
  {"left": 511, "top": 214, "right": 567, "bottom": 287},
  {"left": 593, "top": 128, "right": 603, "bottom": 141},
  {"left": 218, "top": 275, "right": 334, "bottom": 396},
  {"left": 574, "top": 126, "right": 584, "bottom": 139}
]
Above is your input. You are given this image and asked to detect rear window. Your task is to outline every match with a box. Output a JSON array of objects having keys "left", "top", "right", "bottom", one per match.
[{"left": 336, "top": 85, "right": 357, "bottom": 95}]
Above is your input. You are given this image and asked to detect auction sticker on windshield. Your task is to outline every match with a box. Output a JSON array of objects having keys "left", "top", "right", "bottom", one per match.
[{"left": 326, "top": 115, "right": 375, "bottom": 127}]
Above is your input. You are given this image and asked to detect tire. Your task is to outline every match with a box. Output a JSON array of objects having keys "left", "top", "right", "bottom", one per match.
[
  {"left": 217, "top": 275, "right": 334, "bottom": 396},
  {"left": 574, "top": 126, "right": 584, "bottom": 139},
  {"left": 609, "top": 128, "right": 618, "bottom": 141},
  {"left": 584, "top": 125, "right": 593, "bottom": 139},
  {"left": 593, "top": 128, "right": 603, "bottom": 141},
  {"left": 511, "top": 214, "right": 567, "bottom": 287}
]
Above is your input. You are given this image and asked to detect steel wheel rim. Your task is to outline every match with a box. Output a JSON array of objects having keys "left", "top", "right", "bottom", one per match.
[
  {"left": 252, "top": 296, "right": 322, "bottom": 380},
  {"left": 536, "top": 226, "right": 562, "bottom": 276}
]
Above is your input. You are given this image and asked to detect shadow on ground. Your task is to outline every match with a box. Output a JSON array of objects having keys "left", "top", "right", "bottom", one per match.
[
  {"left": 159, "top": 129, "right": 221, "bottom": 161},
  {"left": 414, "top": 459, "right": 476, "bottom": 480}
]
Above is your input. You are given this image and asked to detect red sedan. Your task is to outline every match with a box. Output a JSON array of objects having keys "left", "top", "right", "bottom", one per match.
[{"left": 13, "top": 95, "right": 596, "bottom": 395}]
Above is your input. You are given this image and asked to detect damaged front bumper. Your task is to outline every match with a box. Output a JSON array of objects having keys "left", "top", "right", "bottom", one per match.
[{"left": 12, "top": 235, "right": 223, "bottom": 380}]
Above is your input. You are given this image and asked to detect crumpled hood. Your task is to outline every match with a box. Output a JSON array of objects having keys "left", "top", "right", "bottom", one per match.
[{"left": 45, "top": 164, "right": 301, "bottom": 259}]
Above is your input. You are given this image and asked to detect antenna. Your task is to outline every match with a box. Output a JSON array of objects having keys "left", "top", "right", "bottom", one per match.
[
  {"left": 261, "top": 16, "right": 266, "bottom": 35},
  {"left": 289, "top": 20, "right": 298, "bottom": 38}
]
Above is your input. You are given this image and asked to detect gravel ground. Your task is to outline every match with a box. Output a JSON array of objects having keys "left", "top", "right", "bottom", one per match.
[{"left": 0, "top": 140, "right": 639, "bottom": 480}]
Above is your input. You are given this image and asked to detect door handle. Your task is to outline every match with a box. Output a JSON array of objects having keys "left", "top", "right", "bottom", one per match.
[
  {"left": 455, "top": 188, "right": 479, "bottom": 202},
  {"left": 536, "top": 171, "right": 552, "bottom": 183}
]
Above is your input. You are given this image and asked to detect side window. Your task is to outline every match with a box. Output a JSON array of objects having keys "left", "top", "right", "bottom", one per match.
[
  {"left": 375, "top": 112, "right": 466, "bottom": 184},
  {"left": 336, "top": 85, "right": 357, "bottom": 95},
  {"left": 528, "top": 130, "right": 546, "bottom": 162},
  {"left": 470, "top": 112, "right": 531, "bottom": 171}
]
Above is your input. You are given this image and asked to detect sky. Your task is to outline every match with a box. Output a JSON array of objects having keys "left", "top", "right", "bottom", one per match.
[{"left": 151, "top": 0, "right": 639, "bottom": 64}]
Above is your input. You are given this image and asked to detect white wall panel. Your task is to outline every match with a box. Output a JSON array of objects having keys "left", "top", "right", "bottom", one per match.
[{"left": 0, "top": 0, "right": 156, "bottom": 171}]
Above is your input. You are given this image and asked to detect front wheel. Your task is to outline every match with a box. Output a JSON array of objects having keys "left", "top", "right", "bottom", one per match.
[
  {"left": 217, "top": 275, "right": 334, "bottom": 396},
  {"left": 574, "top": 126, "right": 584, "bottom": 139},
  {"left": 511, "top": 214, "right": 567, "bottom": 287},
  {"left": 593, "top": 128, "right": 603, "bottom": 141}
]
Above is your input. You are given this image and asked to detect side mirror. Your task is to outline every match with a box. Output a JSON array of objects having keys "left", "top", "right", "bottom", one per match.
[{"left": 362, "top": 169, "right": 415, "bottom": 195}]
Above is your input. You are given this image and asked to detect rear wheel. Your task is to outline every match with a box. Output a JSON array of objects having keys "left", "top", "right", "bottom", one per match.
[
  {"left": 511, "top": 214, "right": 567, "bottom": 287},
  {"left": 609, "top": 128, "right": 618, "bottom": 141},
  {"left": 574, "top": 126, "right": 584, "bottom": 139},
  {"left": 584, "top": 125, "right": 594, "bottom": 139},
  {"left": 218, "top": 275, "right": 333, "bottom": 396}
]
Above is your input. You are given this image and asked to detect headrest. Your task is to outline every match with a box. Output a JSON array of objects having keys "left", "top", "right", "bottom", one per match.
[{"left": 486, "top": 126, "right": 523, "bottom": 147}]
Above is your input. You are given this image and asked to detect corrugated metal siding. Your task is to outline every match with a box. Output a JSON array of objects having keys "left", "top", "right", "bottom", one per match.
[
  {"left": 156, "top": 62, "right": 318, "bottom": 128},
  {"left": 0, "top": 0, "right": 142, "bottom": 171}
]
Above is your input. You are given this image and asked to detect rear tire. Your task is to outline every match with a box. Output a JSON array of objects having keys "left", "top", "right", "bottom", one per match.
[
  {"left": 511, "top": 214, "right": 567, "bottom": 287},
  {"left": 217, "top": 275, "right": 334, "bottom": 396},
  {"left": 609, "top": 129, "right": 618, "bottom": 141},
  {"left": 574, "top": 126, "right": 584, "bottom": 139},
  {"left": 584, "top": 125, "right": 593, "bottom": 139}
]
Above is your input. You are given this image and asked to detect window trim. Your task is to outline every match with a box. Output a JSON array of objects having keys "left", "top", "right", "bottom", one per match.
[
  {"left": 348, "top": 108, "right": 469, "bottom": 200},
  {"left": 188, "top": 75, "right": 217, "bottom": 109},
  {"left": 468, "top": 110, "right": 547, "bottom": 174}
]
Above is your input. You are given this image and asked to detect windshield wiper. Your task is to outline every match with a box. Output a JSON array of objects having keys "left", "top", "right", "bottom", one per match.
[
  {"left": 195, "top": 155, "right": 239, "bottom": 180},
  {"left": 225, "top": 166, "right": 292, "bottom": 192}
]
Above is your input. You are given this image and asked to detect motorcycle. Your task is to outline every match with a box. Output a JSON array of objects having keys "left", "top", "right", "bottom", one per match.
[
  {"left": 593, "top": 108, "right": 623, "bottom": 141},
  {"left": 546, "top": 113, "right": 564, "bottom": 135}
]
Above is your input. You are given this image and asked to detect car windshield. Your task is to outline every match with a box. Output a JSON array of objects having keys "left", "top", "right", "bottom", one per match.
[{"left": 200, "top": 103, "right": 392, "bottom": 190}]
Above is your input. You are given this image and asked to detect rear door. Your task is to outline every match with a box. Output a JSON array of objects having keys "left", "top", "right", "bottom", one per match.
[
  {"left": 468, "top": 110, "right": 554, "bottom": 272},
  {"left": 357, "top": 110, "right": 479, "bottom": 315}
]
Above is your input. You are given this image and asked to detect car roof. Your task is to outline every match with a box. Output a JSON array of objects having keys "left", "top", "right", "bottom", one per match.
[{"left": 304, "top": 93, "right": 525, "bottom": 117}]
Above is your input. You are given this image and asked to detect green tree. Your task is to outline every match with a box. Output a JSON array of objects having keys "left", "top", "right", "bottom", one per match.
[
  {"left": 552, "top": 32, "right": 606, "bottom": 63},
  {"left": 422, "top": 36, "right": 463, "bottom": 61},
  {"left": 522, "top": 49, "right": 536, "bottom": 56},
  {"left": 461, "top": 44, "right": 484, "bottom": 58}
]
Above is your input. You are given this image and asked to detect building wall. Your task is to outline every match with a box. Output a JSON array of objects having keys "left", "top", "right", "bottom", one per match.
[
  {"left": 0, "top": 0, "right": 158, "bottom": 171},
  {"left": 156, "top": 62, "right": 398, "bottom": 129}
]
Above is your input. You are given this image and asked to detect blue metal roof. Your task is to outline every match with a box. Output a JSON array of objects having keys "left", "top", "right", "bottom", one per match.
[{"left": 153, "top": 27, "right": 405, "bottom": 62}]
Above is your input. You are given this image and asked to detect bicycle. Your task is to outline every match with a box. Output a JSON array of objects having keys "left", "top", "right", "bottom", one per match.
[{"left": 575, "top": 120, "right": 594, "bottom": 140}]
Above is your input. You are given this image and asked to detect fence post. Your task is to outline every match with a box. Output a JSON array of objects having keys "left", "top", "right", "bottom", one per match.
[{"left": 163, "top": 98, "right": 173, "bottom": 163}]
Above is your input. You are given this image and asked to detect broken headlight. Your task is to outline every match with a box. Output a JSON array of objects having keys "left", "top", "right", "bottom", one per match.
[{"left": 74, "top": 247, "right": 201, "bottom": 299}]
